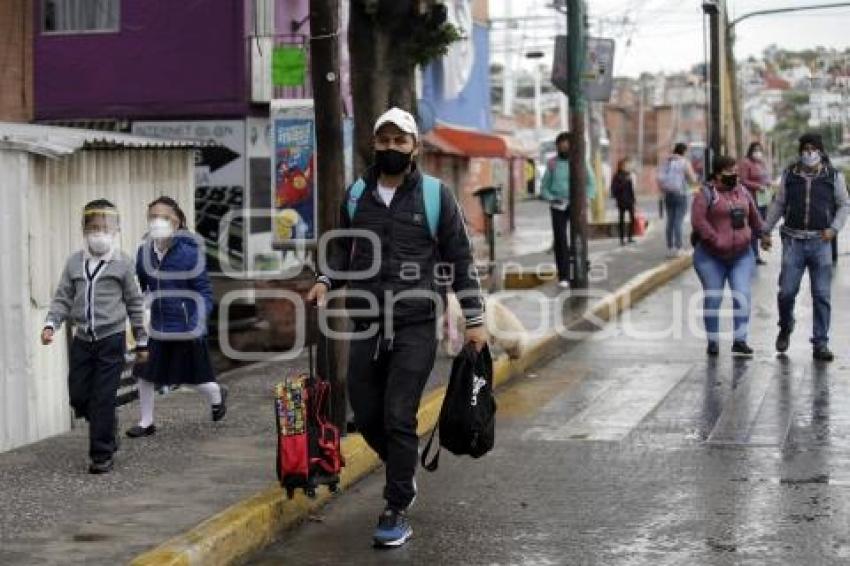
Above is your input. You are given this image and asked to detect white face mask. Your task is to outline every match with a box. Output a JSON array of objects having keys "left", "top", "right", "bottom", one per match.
[
  {"left": 801, "top": 150, "right": 821, "bottom": 167},
  {"left": 86, "top": 232, "right": 114, "bottom": 256},
  {"left": 149, "top": 217, "right": 174, "bottom": 240},
  {"left": 752, "top": 151, "right": 763, "bottom": 160}
]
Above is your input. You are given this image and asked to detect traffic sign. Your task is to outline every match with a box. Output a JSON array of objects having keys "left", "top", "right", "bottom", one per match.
[{"left": 552, "top": 35, "right": 615, "bottom": 102}]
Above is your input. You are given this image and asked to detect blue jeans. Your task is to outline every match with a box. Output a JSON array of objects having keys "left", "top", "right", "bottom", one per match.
[
  {"left": 694, "top": 245, "right": 755, "bottom": 343},
  {"left": 664, "top": 192, "right": 688, "bottom": 249},
  {"left": 777, "top": 236, "right": 833, "bottom": 347}
]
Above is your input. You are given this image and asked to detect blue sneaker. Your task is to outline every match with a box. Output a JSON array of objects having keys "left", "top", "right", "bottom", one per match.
[{"left": 373, "top": 508, "right": 412, "bottom": 548}]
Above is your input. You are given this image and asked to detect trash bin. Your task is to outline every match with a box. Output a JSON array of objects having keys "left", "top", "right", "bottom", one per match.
[
  {"left": 473, "top": 186, "right": 502, "bottom": 291},
  {"left": 473, "top": 185, "right": 503, "bottom": 216}
]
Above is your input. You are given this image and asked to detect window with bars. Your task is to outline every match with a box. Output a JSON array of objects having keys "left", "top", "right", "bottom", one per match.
[{"left": 43, "top": 0, "right": 120, "bottom": 34}]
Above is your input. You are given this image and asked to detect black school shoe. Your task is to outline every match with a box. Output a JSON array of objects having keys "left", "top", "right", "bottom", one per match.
[
  {"left": 212, "top": 385, "right": 229, "bottom": 422},
  {"left": 776, "top": 328, "right": 792, "bottom": 353},
  {"left": 707, "top": 342, "right": 719, "bottom": 357},
  {"left": 125, "top": 424, "right": 156, "bottom": 438},
  {"left": 732, "top": 341, "right": 754, "bottom": 357},
  {"left": 89, "top": 458, "right": 114, "bottom": 475},
  {"left": 813, "top": 346, "right": 834, "bottom": 362}
]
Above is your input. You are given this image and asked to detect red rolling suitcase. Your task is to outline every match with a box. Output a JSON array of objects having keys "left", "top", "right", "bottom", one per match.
[{"left": 275, "top": 332, "right": 344, "bottom": 499}]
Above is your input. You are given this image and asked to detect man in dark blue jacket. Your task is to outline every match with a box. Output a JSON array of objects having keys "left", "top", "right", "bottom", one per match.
[{"left": 308, "top": 107, "right": 487, "bottom": 548}]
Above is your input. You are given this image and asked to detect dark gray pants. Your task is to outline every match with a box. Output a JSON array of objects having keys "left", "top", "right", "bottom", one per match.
[
  {"left": 68, "top": 333, "right": 124, "bottom": 462},
  {"left": 347, "top": 321, "right": 437, "bottom": 511},
  {"left": 550, "top": 206, "right": 571, "bottom": 282}
]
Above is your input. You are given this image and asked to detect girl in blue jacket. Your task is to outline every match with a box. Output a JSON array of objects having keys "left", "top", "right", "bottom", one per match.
[{"left": 126, "top": 197, "right": 228, "bottom": 438}]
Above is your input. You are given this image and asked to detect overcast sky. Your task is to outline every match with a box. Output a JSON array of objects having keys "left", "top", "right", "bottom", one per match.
[{"left": 488, "top": 0, "right": 850, "bottom": 77}]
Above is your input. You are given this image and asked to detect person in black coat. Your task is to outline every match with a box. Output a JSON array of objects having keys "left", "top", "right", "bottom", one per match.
[{"left": 611, "top": 157, "right": 637, "bottom": 244}]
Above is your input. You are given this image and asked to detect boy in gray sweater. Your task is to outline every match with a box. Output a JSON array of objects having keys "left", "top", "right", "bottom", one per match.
[{"left": 41, "top": 199, "right": 148, "bottom": 474}]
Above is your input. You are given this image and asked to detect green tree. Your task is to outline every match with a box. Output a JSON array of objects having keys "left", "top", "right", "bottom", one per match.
[{"left": 348, "top": 1, "right": 464, "bottom": 174}]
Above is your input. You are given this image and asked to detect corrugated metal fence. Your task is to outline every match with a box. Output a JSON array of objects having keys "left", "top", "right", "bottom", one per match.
[{"left": 1, "top": 147, "right": 194, "bottom": 453}]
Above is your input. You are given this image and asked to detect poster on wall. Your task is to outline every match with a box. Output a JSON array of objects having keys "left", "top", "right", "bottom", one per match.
[
  {"left": 271, "top": 99, "right": 317, "bottom": 248},
  {"left": 131, "top": 120, "right": 246, "bottom": 273}
]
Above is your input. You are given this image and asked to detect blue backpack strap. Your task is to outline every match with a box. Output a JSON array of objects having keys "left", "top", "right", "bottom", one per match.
[
  {"left": 421, "top": 174, "right": 442, "bottom": 239},
  {"left": 347, "top": 178, "right": 367, "bottom": 223}
]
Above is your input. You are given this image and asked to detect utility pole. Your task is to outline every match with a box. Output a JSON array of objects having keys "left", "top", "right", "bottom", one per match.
[
  {"left": 309, "top": 0, "right": 346, "bottom": 430},
  {"left": 703, "top": 1, "right": 721, "bottom": 163},
  {"left": 637, "top": 79, "right": 645, "bottom": 192},
  {"left": 567, "top": 0, "right": 588, "bottom": 288},
  {"left": 533, "top": 64, "right": 542, "bottom": 135},
  {"left": 502, "top": 0, "right": 514, "bottom": 116}
]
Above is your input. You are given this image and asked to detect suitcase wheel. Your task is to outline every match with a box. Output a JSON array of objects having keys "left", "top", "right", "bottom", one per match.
[
  {"left": 328, "top": 482, "right": 339, "bottom": 494},
  {"left": 305, "top": 487, "right": 317, "bottom": 498}
]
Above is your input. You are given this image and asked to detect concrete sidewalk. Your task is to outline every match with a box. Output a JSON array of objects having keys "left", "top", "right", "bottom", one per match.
[{"left": 0, "top": 204, "right": 680, "bottom": 566}]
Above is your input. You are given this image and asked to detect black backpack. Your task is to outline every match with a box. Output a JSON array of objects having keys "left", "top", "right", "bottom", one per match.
[{"left": 421, "top": 344, "right": 496, "bottom": 471}]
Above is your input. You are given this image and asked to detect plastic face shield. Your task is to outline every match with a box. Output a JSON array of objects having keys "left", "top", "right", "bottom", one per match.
[{"left": 82, "top": 208, "right": 120, "bottom": 235}]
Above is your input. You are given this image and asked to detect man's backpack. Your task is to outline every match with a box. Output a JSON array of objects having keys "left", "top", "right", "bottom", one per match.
[
  {"left": 347, "top": 174, "right": 442, "bottom": 238},
  {"left": 657, "top": 157, "right": 687, "bottom": 194},
  {"left": 421, "top": 344, "right": 496, "bottom": 471}
]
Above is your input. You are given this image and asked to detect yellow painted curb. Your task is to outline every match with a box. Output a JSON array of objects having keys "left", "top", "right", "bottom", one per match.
[{"left": 131, "top": 254, "right": 693, "bottom": 566}]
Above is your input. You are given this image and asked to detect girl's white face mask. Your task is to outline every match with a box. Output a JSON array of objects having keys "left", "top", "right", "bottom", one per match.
[
  {"left": 148, "top": 217, "right": 174, "bottom": 240},
  {"left": 86, "top": 232, "right": 115, "bottom": 256}
]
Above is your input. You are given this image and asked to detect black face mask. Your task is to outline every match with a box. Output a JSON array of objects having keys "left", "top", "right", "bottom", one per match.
[
  {"left": 720, "top": 174, "right": 738, "bottom": 188},
  {"left": 558, "top": 151, "right": 570, "bottom": 160},
  {"left": 375, "top": 149, "right": 413, "bottom": 175}
]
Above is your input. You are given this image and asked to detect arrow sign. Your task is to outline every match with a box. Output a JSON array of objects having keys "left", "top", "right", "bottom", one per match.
[{"left": 196, "top": 146, "right": 240, "bottom": 172}]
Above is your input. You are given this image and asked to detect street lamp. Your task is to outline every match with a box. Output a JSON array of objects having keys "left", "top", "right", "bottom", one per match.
[{"left": 701, "top": 0, "right": 719, "bottom": 16}]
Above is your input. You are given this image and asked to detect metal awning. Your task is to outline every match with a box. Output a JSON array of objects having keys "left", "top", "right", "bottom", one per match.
[{"left": 0, "top": 122, "right": 202, "bottom": 158}]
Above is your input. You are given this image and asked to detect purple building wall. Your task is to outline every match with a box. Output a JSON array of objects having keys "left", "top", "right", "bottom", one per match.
[{"left": 35, "top": 0, "right": 249, "bottom": 120}]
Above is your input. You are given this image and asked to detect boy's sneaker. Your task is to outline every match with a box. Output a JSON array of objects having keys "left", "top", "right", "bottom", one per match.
[
  {"left": 813, "top": 346, "right": 834, "bottom": 362},
  {"left": 89, "top": 458, "right": 114, "bottom": 475},
  {"left": 706, "top": 342, "right": 719, "bottom": 357},
  {"left": 212, "top": 385, "right": 229, "bottom": 422},
  {"left": 373, "top": 508, "right": 412, "bottom": 548}
]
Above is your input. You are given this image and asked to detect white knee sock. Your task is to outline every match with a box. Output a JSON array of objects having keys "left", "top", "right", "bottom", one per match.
[
  {"left": 138, "top": 379, "right": 156, "bottom": 428},
  {"left": 193, "top": 382, "right": 222, "bottom": 406}
]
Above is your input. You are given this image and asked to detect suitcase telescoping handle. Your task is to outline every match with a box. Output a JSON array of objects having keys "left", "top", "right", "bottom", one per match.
[{"left": 306, "top": 303, "right": 332, "bottom": 385}]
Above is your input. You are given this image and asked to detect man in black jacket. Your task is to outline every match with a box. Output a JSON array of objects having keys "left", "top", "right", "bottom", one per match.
[
  {"left": 308, "top": 107, "right": 487, "bottom": 548},
  {"left": 762, "top": 133, "right": 850, "bottom": 361}
]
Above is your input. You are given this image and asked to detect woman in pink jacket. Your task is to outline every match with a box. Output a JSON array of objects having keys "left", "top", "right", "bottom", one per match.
[
  {"left": 691, "top": 156, "right": 764, "bottom": 357},
  {"left": 739, "top": 142, "right": 771, "bottom": 264}
]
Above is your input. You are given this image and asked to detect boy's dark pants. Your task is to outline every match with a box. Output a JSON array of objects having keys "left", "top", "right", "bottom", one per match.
[
  {"left": 68, "top": 332, "right": 125, "bottom": 462},
  {"left": 347, "top": 321, "right": 437, "bottom": 511}
]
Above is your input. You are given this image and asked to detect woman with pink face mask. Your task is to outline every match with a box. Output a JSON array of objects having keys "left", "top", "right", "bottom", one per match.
[
  {"left": 739, "top": 142, "right": 771, "bottom": 265},
  {"left": 126, "top": 196, "right": 228, "bottom": 439}
]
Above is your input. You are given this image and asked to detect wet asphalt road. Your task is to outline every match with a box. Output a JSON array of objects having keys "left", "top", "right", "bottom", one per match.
[{"left": 249, "top": 244, "right": 850, "bottom": 565}]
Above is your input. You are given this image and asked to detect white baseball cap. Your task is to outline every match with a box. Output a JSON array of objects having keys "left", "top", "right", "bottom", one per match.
[{"left": 373, "top": 107, "right": 419, "bottom": 141}]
